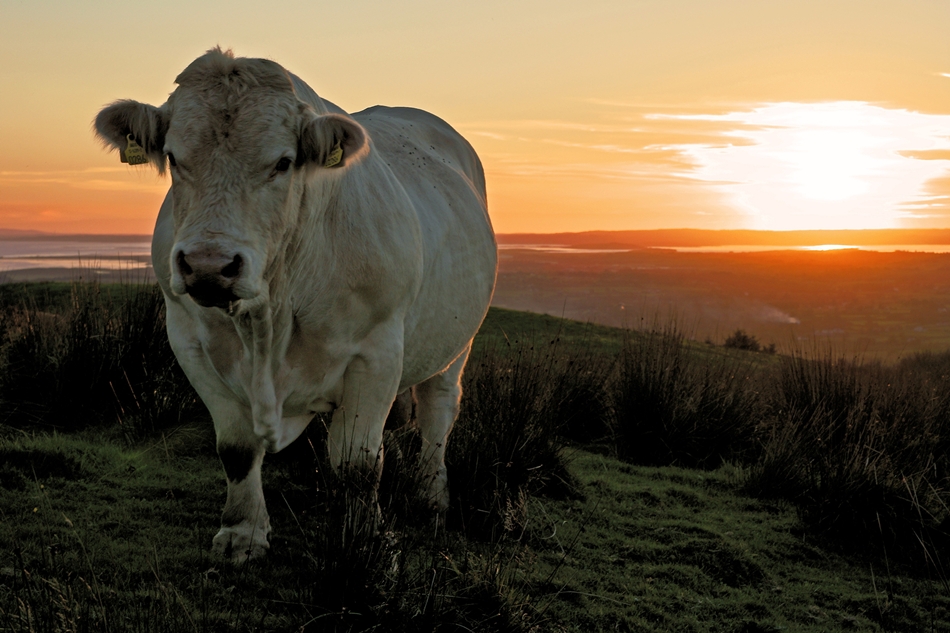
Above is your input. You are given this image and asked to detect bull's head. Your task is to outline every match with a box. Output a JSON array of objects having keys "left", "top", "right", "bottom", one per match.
[{"left": 94, "top": 48, "right": 368, "bottom": 310}]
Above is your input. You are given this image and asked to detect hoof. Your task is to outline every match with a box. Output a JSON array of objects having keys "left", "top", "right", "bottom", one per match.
[{"left": 212, "top": 522, "right": 270, "bottom": 563}]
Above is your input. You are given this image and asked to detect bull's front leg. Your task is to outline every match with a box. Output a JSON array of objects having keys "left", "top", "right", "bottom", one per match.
[
  {"left": 328, "top": 352, "right": 402, "bottom": 483},
  {"left": 209, "top": 399, "right": 271, "bottom": 562}
]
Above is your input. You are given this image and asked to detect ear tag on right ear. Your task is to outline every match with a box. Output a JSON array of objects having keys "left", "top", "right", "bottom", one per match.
[
  {"left": 121, "top": 134, "right": 148, "bottom": 165},
  {"left": 324, "top": 141, "right": 343, "bottom": 168}
]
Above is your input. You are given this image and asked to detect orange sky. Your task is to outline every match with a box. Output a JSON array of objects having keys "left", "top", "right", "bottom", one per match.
[{"left": 1, "top": 0, "right": 949, "bottom": 234}]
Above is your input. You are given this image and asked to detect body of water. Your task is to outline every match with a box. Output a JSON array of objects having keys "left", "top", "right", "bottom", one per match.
[
  {"left": 498, "top": 244, "right": 631, "bottom": 253},
  {"left": 665, "top": 244, "right": 950, "bottom": 253},
  {"left": 0, "top": 239, "right": 152, "bottom": 273},
  {"left": 5, "top": 239, "right": 950, "bottom": 275}
]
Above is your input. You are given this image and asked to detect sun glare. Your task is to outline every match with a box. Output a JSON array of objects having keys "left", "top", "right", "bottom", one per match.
[
  {"left": 801, "top": 244, "right": 856, "bottom": 251},
  {"left": 659, "top": 102, "right": 950, "bottom": 231}
]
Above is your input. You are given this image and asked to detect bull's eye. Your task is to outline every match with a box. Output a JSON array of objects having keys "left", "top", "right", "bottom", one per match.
[
  {"left": 166, "top": 152, "right": 177, "bottom": 168},
  {"left": 274, "top": 157, "right": 292, "bottom": 173}
]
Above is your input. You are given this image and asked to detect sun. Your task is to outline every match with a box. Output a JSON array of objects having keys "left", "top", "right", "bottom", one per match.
[
  {"left": 666, "top": 102, "right": 950, "bottom": 231},
  {"left": 789, "top": 128, "right": 872, "bottom": 201}
]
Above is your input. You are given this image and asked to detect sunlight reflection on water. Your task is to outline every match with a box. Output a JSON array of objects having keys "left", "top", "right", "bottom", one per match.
[
  {"left": 500, "top": 243, "right": 950, "bottom": 254},
  {"left": 669, "top": 244, "right": 950, "bottom": 253}
]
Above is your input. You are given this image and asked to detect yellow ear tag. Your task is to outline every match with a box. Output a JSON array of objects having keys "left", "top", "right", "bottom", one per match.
[
  {"left": 324, "top": 142, "right": 343, "bottom": 168},
  {"left": 121, "top": 134, "right": 148, "bottom": 165}
]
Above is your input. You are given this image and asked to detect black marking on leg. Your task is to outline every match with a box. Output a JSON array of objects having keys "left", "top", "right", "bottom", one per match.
[{"left": 218, "top": 444, "right": 256, "bottom": 483}]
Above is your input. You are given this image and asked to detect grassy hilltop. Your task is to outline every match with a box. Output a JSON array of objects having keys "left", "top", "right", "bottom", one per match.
[{"left": 0, "top": 282, "right": 948, "bottom": 632}]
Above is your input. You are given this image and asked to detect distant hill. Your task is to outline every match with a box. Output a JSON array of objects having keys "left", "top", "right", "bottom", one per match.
[{"left": 497, "top": 228, "right": 950, "bottom": 249}]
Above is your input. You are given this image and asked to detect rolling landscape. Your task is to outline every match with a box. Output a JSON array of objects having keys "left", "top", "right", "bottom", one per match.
[{"left": 494, "top": 233, "right": 950, "bottom": 359}]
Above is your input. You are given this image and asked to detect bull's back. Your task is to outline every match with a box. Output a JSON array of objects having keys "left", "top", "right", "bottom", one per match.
[{"left": 353, "top": 106, "right": 497, "bottom": 387}]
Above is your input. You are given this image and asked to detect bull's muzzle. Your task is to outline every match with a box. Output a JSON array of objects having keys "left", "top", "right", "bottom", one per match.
[{"left": 175, "top": 246, "right": 245, "bottom": 309}]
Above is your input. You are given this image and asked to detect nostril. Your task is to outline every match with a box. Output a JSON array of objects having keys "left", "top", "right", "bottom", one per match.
[
  {"left": 221, "top": 254, "right": 243, "bottom": 279},
  {"left": 176, "top": 250, "right": 193, "bottom": 276}
]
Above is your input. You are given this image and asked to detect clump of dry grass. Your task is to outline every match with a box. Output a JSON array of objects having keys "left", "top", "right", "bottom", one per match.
[
  {"left": 448, "top": 333, "right": 609, "bottom": 539},
  {"left": 0, "top": 280, "right": 199, "bottom": 437},
  {"left": 745, "top": 350, "right": 950, "bottom": 565},
  {"left": 610, "top": 321, "right": 761, "bottom": 469}
]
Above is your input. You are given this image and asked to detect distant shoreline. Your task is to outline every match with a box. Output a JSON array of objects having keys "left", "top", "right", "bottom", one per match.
[
  {"left": 0, "top": 267, "right": 156, "bottom": 284},
  {"left": 496, "top": 228, "right": 950, "bottom": 249}
]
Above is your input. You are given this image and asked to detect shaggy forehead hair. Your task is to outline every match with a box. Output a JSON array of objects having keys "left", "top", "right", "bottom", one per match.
[
  {"left": 168, "top": 48, "right": 300, "bottom": 150},
  {"left": 174, "top": 47, "right": 295, "bottom": 97}
]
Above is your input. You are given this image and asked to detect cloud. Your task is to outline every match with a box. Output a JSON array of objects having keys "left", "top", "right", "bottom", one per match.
[
  {"left": 648, "top": 102, "right": 950, "bottom": 230},
  {"left": 757, "top": 305, "right": 800, "bottom": 324},
  {"left": 0, "top": 168, "right": 167, "bottom": 193}
]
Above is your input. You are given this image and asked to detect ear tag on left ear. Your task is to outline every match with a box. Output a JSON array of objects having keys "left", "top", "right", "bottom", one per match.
[
  {"left": 324, "top": 141, "right": 343, "bottom": 168},
  {"left": 121, "top": 134, "right": 148, "bottom": 165}
]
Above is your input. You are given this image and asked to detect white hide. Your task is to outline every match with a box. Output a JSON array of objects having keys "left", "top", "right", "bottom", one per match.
[{"left": 95, "top": 48, "right": 496, "bottom": 561}]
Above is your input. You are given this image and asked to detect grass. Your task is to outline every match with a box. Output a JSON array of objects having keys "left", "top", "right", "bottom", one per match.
[
  {"left": 1, "top": 432, "right": 947, "bottom": 631},
  {"left": 475, "top": 307, "right": 627, "bottom": 358},
  {"left": 0, "top": 426, "right": 529, "bottom": 632},
  {"left": 448, "top": 334, "right": 609, "bottom": 538},
  {"left": 0, "top": 281, "right": 949, "bottom": 630},
  {"left": 525, "top": 453, "right": 950, "bottom": 632}
]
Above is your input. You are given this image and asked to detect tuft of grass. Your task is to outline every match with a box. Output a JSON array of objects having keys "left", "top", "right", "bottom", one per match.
[
  {"left": 745, "top": 350, "right": 950, "bottom": 566},
  {"left": 0, "top": 280, "right": 200, "bottom": 438},
  {"left": 448, "top": 332, "right": 609, "bottom": 540},
  {"left": 610, "top": 320, "right": 761, "bottom": 469}
]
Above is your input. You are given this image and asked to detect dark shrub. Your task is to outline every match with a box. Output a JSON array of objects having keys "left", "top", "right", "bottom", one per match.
[{"left": 724, "top": 329, "right": 761, "bottom": 352}]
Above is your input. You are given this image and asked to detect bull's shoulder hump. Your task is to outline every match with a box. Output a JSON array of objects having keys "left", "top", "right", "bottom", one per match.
[
  {"left": 352, "top": 106, "right": 464, "bottom": 142},
  {"left": 351, "top": 106, "right": 480, "bottom": 178}
]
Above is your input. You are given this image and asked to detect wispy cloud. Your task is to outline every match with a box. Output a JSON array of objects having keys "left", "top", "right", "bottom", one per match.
[
  {"left": 469, "top": 131, "right": 508, "bottom": 141},
  {"left": 462, "top": 118, "right": 641, "bottom": 134},
  {"left": 538, "top": 138, "right": 645, "bottom": 154},
  {"left": 0, "top": 168, "right": 167, "bottom": 193}
]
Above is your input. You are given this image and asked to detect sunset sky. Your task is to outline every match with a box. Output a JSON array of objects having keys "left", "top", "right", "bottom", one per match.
[{"left": 1, "top": 0, "right": 949, "bottom": 234}]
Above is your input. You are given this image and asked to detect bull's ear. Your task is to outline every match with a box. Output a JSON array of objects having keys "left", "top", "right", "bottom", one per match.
[
  {"left": 298, "top": 113, "right": 368, "bottom": 169},
  {"left": 94, "top": 100, "right": 169, "bottom": 173}
]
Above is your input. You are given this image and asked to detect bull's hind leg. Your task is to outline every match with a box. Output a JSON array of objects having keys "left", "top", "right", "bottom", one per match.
[
  {"left": 209, "top": 400, "right": 271, "bottom": 562},
  {"left": 415, "top": 344, "right": 470, "bottom": 510}
]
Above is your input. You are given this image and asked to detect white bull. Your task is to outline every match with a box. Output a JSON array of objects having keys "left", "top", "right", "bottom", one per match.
[{"left": 94, "top": 48, "right": 496, "bottom": 561}]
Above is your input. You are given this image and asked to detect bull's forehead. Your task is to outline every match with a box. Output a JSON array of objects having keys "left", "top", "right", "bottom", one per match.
[{"left": 166, "top": 86, "right": 302, "bottom": 165}]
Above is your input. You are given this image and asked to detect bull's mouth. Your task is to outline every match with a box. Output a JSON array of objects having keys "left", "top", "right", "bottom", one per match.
[{"left": 185, "top": 281, "right": 241, "bottom": 310}]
